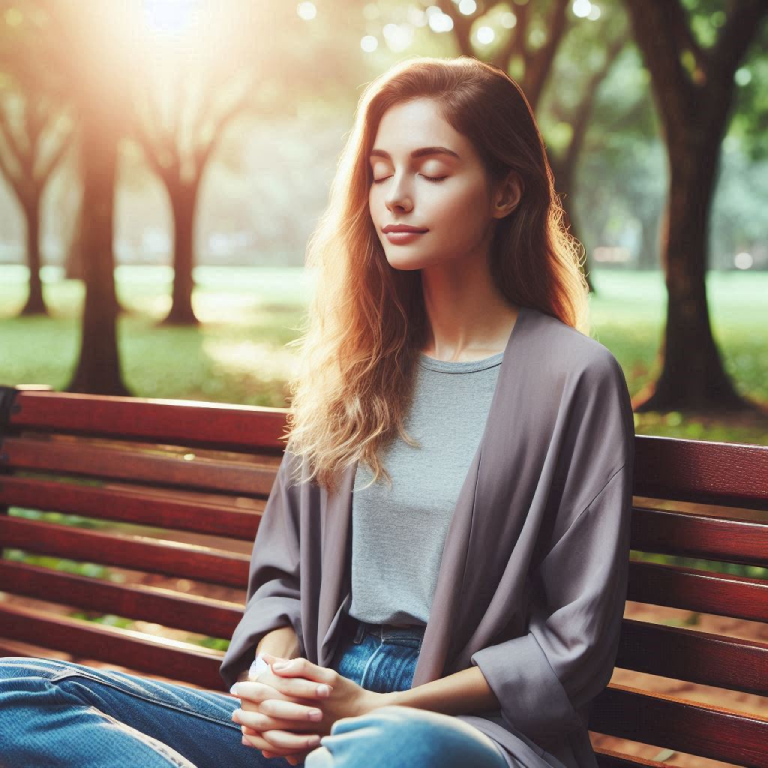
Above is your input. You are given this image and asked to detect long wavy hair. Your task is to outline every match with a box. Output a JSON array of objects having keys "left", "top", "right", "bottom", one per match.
[{"left": 283, "top": 55, "right": 589, "bottom": 494}]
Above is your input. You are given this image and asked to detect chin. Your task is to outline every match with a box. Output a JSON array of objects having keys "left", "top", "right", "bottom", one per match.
[
  {"left": 385, "top": 259, "right": 426, "bottom": 272},
  {"left": 384, "top": 252, "right": 431, "bottom": 271}
]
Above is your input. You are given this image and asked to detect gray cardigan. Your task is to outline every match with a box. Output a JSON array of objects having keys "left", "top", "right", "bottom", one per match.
[{"left": 220, "top": 304, "right": 636, "bottom": 768}]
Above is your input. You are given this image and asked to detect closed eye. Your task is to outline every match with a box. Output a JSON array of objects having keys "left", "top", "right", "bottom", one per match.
[{"left": 371, "top": 175, "right": 448, "bottom": 184}]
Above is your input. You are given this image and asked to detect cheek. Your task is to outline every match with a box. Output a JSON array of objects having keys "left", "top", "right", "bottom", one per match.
[{"left": 433, "top": 185, "right": 491, "bottom": 239}]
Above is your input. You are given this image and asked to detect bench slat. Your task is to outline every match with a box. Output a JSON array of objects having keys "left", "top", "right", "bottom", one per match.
[
  {"left": 0, "top": 476, "right": 261, "bottom": 540},
  {"left": 2, "top": 437, "right": 277, "bottom": 497},
  {"left": 631, "top": 507, "right": 768, "bottom": 567},
  {"left": 616, "top": 619, "right": 768, "bottom": 696},
  {"left": 3, "top": 388, "right": 768, "bottom": 765},
  {"left": 0, "top": 561, "right": 242, "bottom": 638},
  {"left": 628, "top": 560, "right": 768, "bottom": 622},
  {"left": 7, "top": 390, "right": 287, "bottom": 452},
  {"left": 0, "top": 604, "right": 225, "bottom": 690},
  {"left": 590, "top": 683, "right": 768, "bottom": 768},
  {"left": 635, "top": 436, "right": 768, "bottom": 511},
  {"left": 0, "top": 517, "right": 249, "bottom": 587},
  {"left": 593, "top": 746, "right": 672, "bottom": 768}
]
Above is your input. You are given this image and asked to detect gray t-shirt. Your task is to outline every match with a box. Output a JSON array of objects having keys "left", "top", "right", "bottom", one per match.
[{"left": 347, "top": 349, "right": 504, "bottom": 627}]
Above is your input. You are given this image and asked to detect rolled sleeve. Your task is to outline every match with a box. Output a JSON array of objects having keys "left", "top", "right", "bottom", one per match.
[
  {"left": 471, "top": 463, "right": 633, "bottom": 741},
  {"left": 219, "top": 449, "right": 304, "bottom": 690}
]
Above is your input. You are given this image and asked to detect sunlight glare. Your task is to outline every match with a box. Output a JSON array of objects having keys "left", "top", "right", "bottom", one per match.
[
  {"left": 426, "top": 7, "right": 453, "bottom": 33},
  {"left": 572, "top": 0, "right": 591, "bottom": 19},
  {"left": 297, "top": 2, "right": 317, "bottom": 21},
  {"left": 476, "top": 26, "right": 495, "bottom": 45},
  {"left": 142, "top": 0, "right": 201, "bottom": 37},
  {"left": 383, "top": 23, "right": 414, "bottom": 52}
]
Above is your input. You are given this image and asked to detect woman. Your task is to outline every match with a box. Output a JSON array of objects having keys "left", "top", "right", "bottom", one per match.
[{"left": 0, "top": 55, "right": 635, "bottom": 768}]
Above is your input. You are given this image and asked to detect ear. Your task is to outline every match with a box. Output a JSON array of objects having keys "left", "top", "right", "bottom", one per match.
[{"left": 492, "top": 170, "right": 523, "bottom": 219}]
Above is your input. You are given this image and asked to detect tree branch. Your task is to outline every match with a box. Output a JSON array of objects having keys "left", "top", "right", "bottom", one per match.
[
  {"left": 624, "top": 0, "right": 696, "bottom": 128},
  {"left": 38, "top": 115, "right": 75, "bottom": 185},
  {"left": 710, "top": 0, "right": 768, "bottom": 79},
  {"left": 522, "top": 0, "right": 571, "bottom": 108},
  {"left": 437, "top": 0, "right": 474, "bottom": 56}
]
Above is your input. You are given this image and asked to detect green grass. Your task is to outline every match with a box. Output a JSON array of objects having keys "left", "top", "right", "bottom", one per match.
[{"left": 0, "top": 265, "right": 766, "bottom": 442}]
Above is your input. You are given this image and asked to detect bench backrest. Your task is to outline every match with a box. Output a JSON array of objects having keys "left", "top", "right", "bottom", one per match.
[{"left": 1, "top": 386, "right": 767, "bottom": 768}]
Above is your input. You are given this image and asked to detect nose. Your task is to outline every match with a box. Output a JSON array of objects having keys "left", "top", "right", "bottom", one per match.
[{"left": 384, "top": 173, "right": 413, "bottom": 213}]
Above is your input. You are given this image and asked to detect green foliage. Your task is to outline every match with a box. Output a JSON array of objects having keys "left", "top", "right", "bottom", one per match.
[
  {"left": 195, "top": 637, "right": 231, "bottom": 652},
  {"left": 3, "top": 548, "right": 113, "bottom": 580},
  {"left": 631, "top": 549, "right": 768, "bottom": 582},
  {"left": 69, "top": 612, "right": 134, "bottom": 629},
  {"left": 10, "top": 506, "right": 114, "bottom": 530}
]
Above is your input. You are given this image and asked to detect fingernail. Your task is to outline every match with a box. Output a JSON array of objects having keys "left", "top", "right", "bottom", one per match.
[
  {"left": 273, "top": 661, "right": 290, "bottom": 669},
  {"left": 229, "top": 684, "right": 238, "bottom": 695},
  {"left": 317, "top": 684, "right": 331, "bottom": 696}
]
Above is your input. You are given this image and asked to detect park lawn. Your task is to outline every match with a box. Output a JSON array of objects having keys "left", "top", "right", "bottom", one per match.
[{"left": 0, "top": 265, "right": 765, "bottom": 444}]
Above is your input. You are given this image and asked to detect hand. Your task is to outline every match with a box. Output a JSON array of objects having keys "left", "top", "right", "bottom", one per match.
[
  {"left": 230, "top": 652, "right": 333, "bottom": 764},
  {"left": 232, "top": 652, "right": 383, "bottom": 764}
]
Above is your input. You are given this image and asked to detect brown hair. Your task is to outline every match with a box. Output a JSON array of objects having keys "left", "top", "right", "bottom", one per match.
[{"left": 283, "top": 56, "right": 588, "bottom": 494}]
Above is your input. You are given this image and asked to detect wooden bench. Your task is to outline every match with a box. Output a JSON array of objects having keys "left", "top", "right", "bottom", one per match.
[{"left": 1, "top": 385, "right": 766, "bottom": 768}]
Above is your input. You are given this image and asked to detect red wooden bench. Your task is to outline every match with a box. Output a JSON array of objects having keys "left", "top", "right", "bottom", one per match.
[{"left": 1, "top": 385, "right": 766, "bottom": 768}]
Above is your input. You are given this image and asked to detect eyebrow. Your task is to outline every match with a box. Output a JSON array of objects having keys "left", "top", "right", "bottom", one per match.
[{"left": 369, "top": 146, "right": 461, "bottom": 161}]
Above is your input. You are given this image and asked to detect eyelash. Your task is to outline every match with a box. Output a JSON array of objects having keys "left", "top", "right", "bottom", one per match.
[{"left": 371, "top": 175, "right": 447, "bottom": 184}]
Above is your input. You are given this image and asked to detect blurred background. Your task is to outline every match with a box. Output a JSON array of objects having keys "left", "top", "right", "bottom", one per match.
[
  {"left": 0, "top": 3, "right": 766, "bottom": 761},
  {"left": 0, "top": 0, "right": 766, "bottom": 442}
]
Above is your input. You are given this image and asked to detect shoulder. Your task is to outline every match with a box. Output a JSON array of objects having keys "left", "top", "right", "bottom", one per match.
[{"left": 523, "top": 307, "right": 625, "bottom": 386}]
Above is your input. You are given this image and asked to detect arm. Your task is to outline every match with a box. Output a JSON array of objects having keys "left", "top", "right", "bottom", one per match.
[
  {"left": 380, "top": 665, "right": 499, "bottom": 715},
  {"left": 381, "top": 464, "right": 632, "bottom": 735},
  {"left": 471, "top": 463, "right": 632, "bottom": 740},
  {"left": 220, "top": 449, "right": 305, "bottom": 691}
]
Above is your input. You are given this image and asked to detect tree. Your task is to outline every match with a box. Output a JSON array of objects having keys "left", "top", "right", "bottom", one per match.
[
  {"left": 0, "top": 5, "right": 73, "bottom": 315},
  {"left": 42, "top": 0, "right": 131, "bottom": 395},
  {"left": 127, "top": 5, "right": 251, "bottom": 324},
  {"left": 624, "top": 0, "right": 768, "bottom": 412}
]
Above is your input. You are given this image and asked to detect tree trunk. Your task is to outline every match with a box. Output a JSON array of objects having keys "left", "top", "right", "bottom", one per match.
[
  {"left": 634, "top": 132, "right": 746, "bottom": 413},
  {"left": 624, "top": 0, "right": 766, "bottom": 415},
  {"left": 637, "top": 214, "right": 658, "bottom": 270},
  {"left": 19, "top": 193, "right": 48, "bottom": 316},
  {"left": 162, "top": 180, "right": 199, "bottom": 326},
  {"left": 66, "top": 110, "right": 129, "bottom": 395},
  {"left": 64, "top": 206, "right": 85, "bottom": 281}
]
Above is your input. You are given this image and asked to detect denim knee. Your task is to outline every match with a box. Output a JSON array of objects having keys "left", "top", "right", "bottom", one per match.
[
  {"left": 0, "top": 656, "right": 68, "bottom": 682},
  {"left": 307, "top": 705, "right": 507, "bottom": 768}
]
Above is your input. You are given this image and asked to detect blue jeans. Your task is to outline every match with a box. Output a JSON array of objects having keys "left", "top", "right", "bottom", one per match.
[{"left": 0, "top": 617, "right": 508, "bottom": 767}]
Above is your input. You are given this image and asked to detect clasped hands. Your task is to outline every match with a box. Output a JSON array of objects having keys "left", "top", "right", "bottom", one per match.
[{"left": 230, "top": 651, "right": 384, "bottom": 765}]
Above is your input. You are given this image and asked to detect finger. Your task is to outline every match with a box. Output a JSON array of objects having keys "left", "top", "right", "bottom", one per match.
[
  {"left": 243, "top": 729, "right": 322, "bottom": 752},
  {"left": 269, "top": 658, "right": 335, "bottom": 686},
  {"left": 234, "top": 678, "right": 333, "bottom": 702},
  {"left": 258, "top": 698, "right": 325, "bottom": 724},
  {"left": 233, "top": 707, "right": 321, "bottom": 732}
]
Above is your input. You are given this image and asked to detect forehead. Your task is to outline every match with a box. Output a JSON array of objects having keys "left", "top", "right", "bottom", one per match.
[{"left": 371, "top": 98, "right": 471, "bottom": 159}]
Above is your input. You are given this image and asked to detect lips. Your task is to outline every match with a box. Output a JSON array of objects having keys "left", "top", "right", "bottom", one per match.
[{"left": 382, "top": 225, "right": 428, "bottom": 233}]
